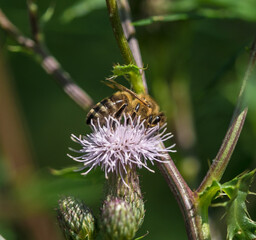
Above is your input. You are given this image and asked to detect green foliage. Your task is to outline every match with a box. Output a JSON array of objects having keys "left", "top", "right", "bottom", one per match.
[
  {"left": 198, "top": 180, "right": 222, "bottom": 239},
  {"left": 222, "top": 171, "right": 256, "bottom": 240},
  {"left": 61, "top": 0, "right": 105, "bottom": 23},
  {"left": 51, "top": 166, "right": 87, "bottom": 179},
  {"left": 41, "top": 4, "right": 55, "bottom": 25},
  {"left": 133, "top": 0, "right": 256, "bottom": 26},
  {"left": 198, "top": 180, "right": 221, "bottom": 216},
  {"left": 111, "top": 64, "right": 145, "bottom": 94},
  {"left": 197, "top": 171, "right": 256, "bottom": 239}
]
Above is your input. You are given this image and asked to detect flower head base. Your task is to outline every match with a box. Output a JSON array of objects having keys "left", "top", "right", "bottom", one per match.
[{"left": 68, "top": 115, "right": 176, "bottom": 183}]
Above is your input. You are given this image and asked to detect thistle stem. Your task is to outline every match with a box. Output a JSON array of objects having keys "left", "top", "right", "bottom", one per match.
[
  {"left": 118, "top": 0, "right": 148, "bottom": 93},
  {"left": 157, "top": 145, "right": 204, "bottom": 240},
  {"left": 105, "top": 0, "right": 145, "bottom": 94},
  {"left": 106, "top": 0, "right": 136, "bottom": 65}
]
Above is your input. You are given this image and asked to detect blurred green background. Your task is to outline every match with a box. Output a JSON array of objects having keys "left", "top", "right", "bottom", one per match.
[{"left": 1, "top": 0, "right": 256, "bottom": 239}]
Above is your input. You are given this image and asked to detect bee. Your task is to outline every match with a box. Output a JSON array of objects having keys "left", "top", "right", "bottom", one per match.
[{"left": 86, "top": 80, "right": 166, "bottom": 128}]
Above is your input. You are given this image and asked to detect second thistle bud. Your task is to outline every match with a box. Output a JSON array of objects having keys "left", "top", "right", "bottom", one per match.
[
  {"left": 101, "top": 170, "right": 145, "bottom": 240},
  {"left": 57, "top": 196, "right": 97, "bottom": 240},
  {"left": 101, "top": 197, "right": 137, "bottom": 240}
]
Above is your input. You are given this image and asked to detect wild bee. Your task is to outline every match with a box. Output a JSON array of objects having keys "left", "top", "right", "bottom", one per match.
[{"left": 86, "top": 80, "right": 165, "bottom": 128}]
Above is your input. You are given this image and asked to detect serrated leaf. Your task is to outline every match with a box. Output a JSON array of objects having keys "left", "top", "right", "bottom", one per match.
[
  {"left": 112, "top": 64, "right": 141, "bottom": 78},
  {"left": 223, "top": 170, "right": 256, "bottom": 240},
  {"left": 61, "top": 0, "right": 105, "bottom": 23}
]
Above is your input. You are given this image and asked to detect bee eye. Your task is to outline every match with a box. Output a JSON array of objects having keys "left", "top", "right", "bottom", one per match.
[
  {"left": 152, "top": 116, "right": 161, "bottom": 124},
  {"left": 148, "top": 115, "right": 153, "bottom": 123}
]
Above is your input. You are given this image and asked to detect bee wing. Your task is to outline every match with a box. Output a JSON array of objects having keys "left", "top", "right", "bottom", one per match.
[{"left": 104, "top": 78, "right": 149, "bottom": 107}]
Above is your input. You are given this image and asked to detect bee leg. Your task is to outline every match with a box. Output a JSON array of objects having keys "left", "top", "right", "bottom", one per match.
[
  {"left": 128, "top": 102, "right": 140, "bottom": 125},
  {"left": 114, "top": 103, "right": 128, "bottom": 119}
]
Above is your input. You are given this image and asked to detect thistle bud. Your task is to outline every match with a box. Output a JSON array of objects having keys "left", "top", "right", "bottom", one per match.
[
  {"left": 107, "top": 169, "right": 145, "bottom": 230},
  {"left": 101, "top": 197, "right": 137, "bottom": 240},
  {"left": 57, "top": 196, "right": 97, "bottom": 240}
]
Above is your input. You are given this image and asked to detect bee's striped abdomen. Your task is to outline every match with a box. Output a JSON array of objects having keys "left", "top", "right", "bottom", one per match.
[
  {"left": 86, "top": 92, "right": 130, "bottom": 126},
  {"left": 86, "top": 98, "right": 113, "bottom": 125}
]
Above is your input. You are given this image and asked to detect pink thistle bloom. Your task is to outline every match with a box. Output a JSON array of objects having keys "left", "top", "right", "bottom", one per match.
[{"left": 68, "top": 115, "right": 176, "bottom": 183}]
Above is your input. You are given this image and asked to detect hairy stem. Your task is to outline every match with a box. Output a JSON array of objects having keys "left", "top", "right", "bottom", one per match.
[
  {"left": 106, "top": 0, "right": 136, "bottom": 65},
  {"left": 157, "top": 144, "right": 204, "bottom": 240},
  {"left": 118, "top": 0, "right": 148, "bottom": 93}
]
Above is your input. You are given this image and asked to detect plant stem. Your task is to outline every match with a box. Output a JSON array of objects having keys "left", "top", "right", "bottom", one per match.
[
  {"left": 27, "top": 0, "right": 42, "bottom": 43},
  {"left": 106, "top": 0, "right": 136, "bottom": 66},
  {"left": 118, "top": 0, "right": 148, "bottom": 93},
  {"left": 157, "top": 144, "right": 205, "bottom": 240},
  {"left": 0, "top": 9, "right": 93, "bottom": 110}
]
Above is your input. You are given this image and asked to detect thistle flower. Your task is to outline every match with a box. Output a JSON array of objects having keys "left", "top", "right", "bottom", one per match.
[{"left": 68, "top": 115, "right": 176, "bottom": 183}]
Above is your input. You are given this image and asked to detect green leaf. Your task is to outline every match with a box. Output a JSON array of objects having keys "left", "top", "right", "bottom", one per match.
[
  {"left": 61, "top": 0, "right": 105, "bottom": 23},
  {"left": 133, "top": 0, "right": 256, "bottom": 26},
  {"left": 222, "top": 170, "right": 256, "bottom": 240},
  {"left": 198, "top": 180, "right": 221, "bottom": 211},
  {"left": 50, "top": 165, "right": 85, "bottom": 179},
  {"left": 197, "top": 180, "right": 222, "bottom": 239},
  {"left": 111, "top": 64, "right": 145, "bottom": 94},
  {"left": 41, "top": 4, "right": 55, "bottom": 25},
  {"left": 135, "top": 231, "right": 149, "bottom": 240}
]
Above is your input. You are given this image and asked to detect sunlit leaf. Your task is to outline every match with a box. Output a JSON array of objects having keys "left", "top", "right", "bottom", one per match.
[
  {"left": 61, "top": 0, "right": 105, "bottom": 23},
  {"left": 50, "top": 165, "right": 85, "bottom": 179},
  {"left": 41, "top": 3, "right": 55, "bottom": 25},
  {"left": 133, "top": 0, "right": 256, "bottom": 26}
]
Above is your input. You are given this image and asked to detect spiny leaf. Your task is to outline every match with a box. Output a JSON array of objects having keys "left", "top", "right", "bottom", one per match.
[
  {"left": 111, "top": 64, "right": 145, "bottom": 94},
  {"left": 112, "top": 64, "right": 141, "bottom": 77},
  {"left": 222, "top": 170, "right": 256, "bottom": 240}
]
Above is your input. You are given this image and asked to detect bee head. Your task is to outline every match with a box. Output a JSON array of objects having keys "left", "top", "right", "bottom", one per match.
[{"left": 148, "top": 112, "right": 166, "bottom": 127}]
